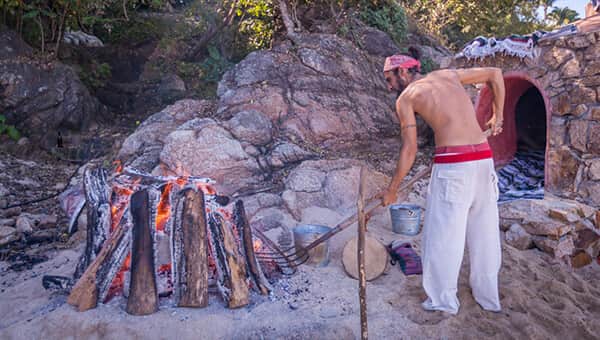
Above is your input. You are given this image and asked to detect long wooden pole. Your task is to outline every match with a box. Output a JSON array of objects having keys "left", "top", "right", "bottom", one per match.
[{"left": 357, "top": 166, "right": 368, "bottom": 340}]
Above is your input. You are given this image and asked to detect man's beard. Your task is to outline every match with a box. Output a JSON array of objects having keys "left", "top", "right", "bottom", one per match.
[
  {"left": 395, "top": 82, "right": 408, "bottom": 98},
  {"left": 396, "top": 78, "right": 408, "bottom": 99}
]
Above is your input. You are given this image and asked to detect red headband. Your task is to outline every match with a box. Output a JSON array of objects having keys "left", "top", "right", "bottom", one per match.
[{"left": 383, "top": 55, "right": 421, "bottom": 72}]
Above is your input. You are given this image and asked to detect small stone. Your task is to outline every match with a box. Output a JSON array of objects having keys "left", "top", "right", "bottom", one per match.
[
  {"left": 319, "top": 307, "right": 338, "bottom": 319},
  {"left": 505, "top": 224, "right": 533, "bottom": 250},
  {"left": 567, "top": 35, "right": 591, "bottom": 49},
  {"left": 0, "top": 226, "right": 18, "bottom": 247},
  {"left": 592, "top": 106, "right": 600, "bottom": 121},
  {"left": 576, "top": 203, "right": 596, "bottom": 219},
  {"left": 16, "top": 215, "right": 34, "bottom": 234},
  {"left": 589, "top": 160, "right": 600, "bottom": 181},
  {"left": 589, "top": 123, "right": 600, "bottom": 154},
  {"left": 561, "top": 58, "right": 581, "bottom": 78},
  {"left": 570, "top": 251, "right": 592, "bottom": 268},
  {"left": 573, "top": 104, "right": 588, "bottom": 117},
  {"left": 548, "top": 209, "right": 579, "bottom": 223},
  {"left": 1, "top": 207, "right": 21, "bottom": 218},
  {"left": 243, "top": 145, "right": 260, "bottom": 157},
  {"left": 568, "top": 120, "right": 588, "bottom": 153},
  {"left": 532, "top": 235, "right": 575, "bottom": 258},
  {"left": 574, "top": 228, "right": 600, "bottom": 250},
  {"left": 583, "top": 61, "right": 600, "bottom": 77},
  {"left": 0, "top": 218, "right": 15, "bottom": 227},
  {"left": 16, "top": 137, "right": 29, "bottom": 145}
]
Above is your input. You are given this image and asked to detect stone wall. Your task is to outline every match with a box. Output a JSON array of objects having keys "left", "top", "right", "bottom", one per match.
[{"left": 452, "top": 31, "right": 600, "bottom": 206}]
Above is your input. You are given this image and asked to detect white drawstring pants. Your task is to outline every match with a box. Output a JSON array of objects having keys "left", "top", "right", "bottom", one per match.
[{"left": 421, "top": 158, "right": 502, "bottom": 314}]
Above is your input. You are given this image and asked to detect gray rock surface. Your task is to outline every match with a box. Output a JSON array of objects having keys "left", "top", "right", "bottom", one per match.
[{"left": 0, "top": 30, "right": 106, "bottom": 148}]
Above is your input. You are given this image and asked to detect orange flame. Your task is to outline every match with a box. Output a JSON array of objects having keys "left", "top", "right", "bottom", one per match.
[
  {"left": 156, "top": 182, "right": 173, "bottom": 232},
  {"left": 253, "top": 239, "right": 262, "bottom": 252},
  {"left": 196, "top": 182, "right": 216, "bottom": 195},
  {"left": 176, "top": 176, "right": 188, "bottom": 187},
  {"left": 113, "top": 160, "right": 123, "bottom": 174}
]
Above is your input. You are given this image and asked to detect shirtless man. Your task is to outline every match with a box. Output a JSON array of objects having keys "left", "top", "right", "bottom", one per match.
[{"left": 380, "top": 51, "right": 505, "bottom": 314}]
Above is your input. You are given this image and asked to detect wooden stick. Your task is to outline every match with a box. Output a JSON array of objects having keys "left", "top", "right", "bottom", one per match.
[
  {"left": 126, "top": 189, "right": 159, "bottom": 316},
  {"left": 176, "top": 189, "right": 209, "bottom": 308},
  {"left": 357, "top": 167, "right": 368, "bottom": 340}
]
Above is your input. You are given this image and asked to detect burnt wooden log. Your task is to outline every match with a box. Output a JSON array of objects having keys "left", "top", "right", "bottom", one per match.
[
  {"left": 126, "top": 189, "right": 159, "bottom": 315},
  {"left": 172, "top": 188, "right": 209, "bottom": 308},
  {"left": 97, "top": 209, "right": 132, "bottom": 303},
  {"left": 208, "top": 212, "right": 249, "bottom": 308},
  {"left": 73, "top": 167, "right": 112, "bottom": 280},
  {"left": 233, "top": 200, "right": 271, "bottom": 295},
  {"left": 67, "top": 212, "right": 130, "bottom": 312},
  {"left": 207, "top": 213, "right": 230, "bottom": 301}
]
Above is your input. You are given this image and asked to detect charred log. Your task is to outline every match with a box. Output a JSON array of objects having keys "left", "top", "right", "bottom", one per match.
[
  {"left": 172, "top": 188, "right": 209, "bottom": 308},
  {"left": 73, "top": 167, "right": 111, "bottom": 280},
  {"left": 207, "top": 212, "right": 249, "bottom": 308},
  {"left": 126, "top": 189, "right": 159, "bottom": 316},
  {"left": 67, "top": 212, "right": 130, "bottom": 312},
  {"left": 233, "top": 200, "right": 271, "bottom": 295}
]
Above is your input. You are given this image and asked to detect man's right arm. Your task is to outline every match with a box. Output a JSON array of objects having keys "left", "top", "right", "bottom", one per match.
[{"left": 454, "top": 67, "right": 505, "bottom": 135}]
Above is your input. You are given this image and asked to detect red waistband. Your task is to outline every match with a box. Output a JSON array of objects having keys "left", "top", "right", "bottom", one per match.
[
  {"left": 435, "top": 141, "right": 491, "bottom": 155},
  {"left": 434, "top": 142, "right": 492, "bottom": 164},
  {"left": 434, "top": 149, "right": 493, "bottom": 164}
]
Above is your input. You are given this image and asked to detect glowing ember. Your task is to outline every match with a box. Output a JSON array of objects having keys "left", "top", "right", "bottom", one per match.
[
  {"left": 197, "top": 182, "right": 216, "bottom": 195},
  {"left": 156, "top": 183, "right": 173, "bottom": 232},
  {"left": 175, "top": 177, "right": 188, "bottom": 187},
  {"left": 253, "top": 239, "right": 262, "bottom": 252},
  {"left": 113, "top": 160, "right": 123, "bottom": 174}
]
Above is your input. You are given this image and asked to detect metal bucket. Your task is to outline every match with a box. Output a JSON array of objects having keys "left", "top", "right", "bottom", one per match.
[
  {"left": 389, "top": 204, "right": 422, "bottom": 235},
  {"left": 293, "top": 224, "right": 332, "bottom": 267}
]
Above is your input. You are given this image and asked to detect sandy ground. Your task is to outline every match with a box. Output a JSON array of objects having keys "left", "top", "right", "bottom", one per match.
[{"left": 1, "top": 203, "right": 600, "bottom": 340}]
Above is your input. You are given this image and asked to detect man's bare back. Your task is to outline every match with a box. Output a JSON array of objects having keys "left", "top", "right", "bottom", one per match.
[
  {"left": 381, "top": 66, "right": 505, "bottom": 205},
  {"left": 401, "top": 69, "right": 490, "bottom": 147}
]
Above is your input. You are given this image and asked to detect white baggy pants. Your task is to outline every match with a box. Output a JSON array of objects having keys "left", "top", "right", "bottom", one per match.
[{"left": 421, "top": 158, "right": 502, "bottom": 314}]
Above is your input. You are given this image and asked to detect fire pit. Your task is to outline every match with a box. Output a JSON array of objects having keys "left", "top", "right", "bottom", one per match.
[{"left": 65, "top": 167, "right": 277, "bottom": 315}]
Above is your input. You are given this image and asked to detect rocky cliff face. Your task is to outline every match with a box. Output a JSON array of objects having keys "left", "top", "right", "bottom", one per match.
[{"left": 0, "top": 30, "right": 108, "bottom": 149}]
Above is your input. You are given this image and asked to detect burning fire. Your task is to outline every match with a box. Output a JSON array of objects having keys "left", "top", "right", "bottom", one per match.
[
  {"left": 113, "top": 160, "right": 123, "bottom": 174},
  {"left": 253, "top": 239, "right": 262, "bottom": 252},
  {"left": 155, "top": 183, "right": 174, "bottom": 233},
  {"left": 103, "top": 171, "right": 224, "bottom": 302}
]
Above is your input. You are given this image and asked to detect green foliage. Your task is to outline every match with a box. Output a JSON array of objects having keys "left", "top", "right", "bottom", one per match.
[
  {"left": 419, "top": 55, "right": 437, "bottom": 74},
  {"left": 399, "top": 0, "right": 577, "bottom": 49},
  {"left": 548, "top": 7, "right": 580, "bottom": 26},
  {"left": 0, "top": 0, "right": 171, "bottom": 54},
  {"left": 236, "top": 0, "right": 275, "bottom": 52},
  {"left": 0, "top": 115, "right": 21, "bottom": 141},
  {"left": 358, "top": 1, "right": 407, "bottom": 44},
  {"left": 79, "top": 61, "right": 112, "bottom": 90}
]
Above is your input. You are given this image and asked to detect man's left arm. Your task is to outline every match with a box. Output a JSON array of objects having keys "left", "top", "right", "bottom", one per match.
[{"left": 381, "top": 95, "right": 418, "bottom": 206}]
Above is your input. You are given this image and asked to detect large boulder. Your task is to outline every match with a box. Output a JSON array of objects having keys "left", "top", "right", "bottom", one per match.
[
  {"left": 117, "top": 99, "right": 215, "bottom": 172},
  {"left": 217, "top": 33, "right": 431, "bottom": 150},
  {"left": 281, "top": 159, "right": 390, "bottom": 219},
  {"left": 159, "top": 118, "right": 261, "bottom": 194},
  {"left": 0, "top": 29, "right": 106, "bottom": 148}
]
